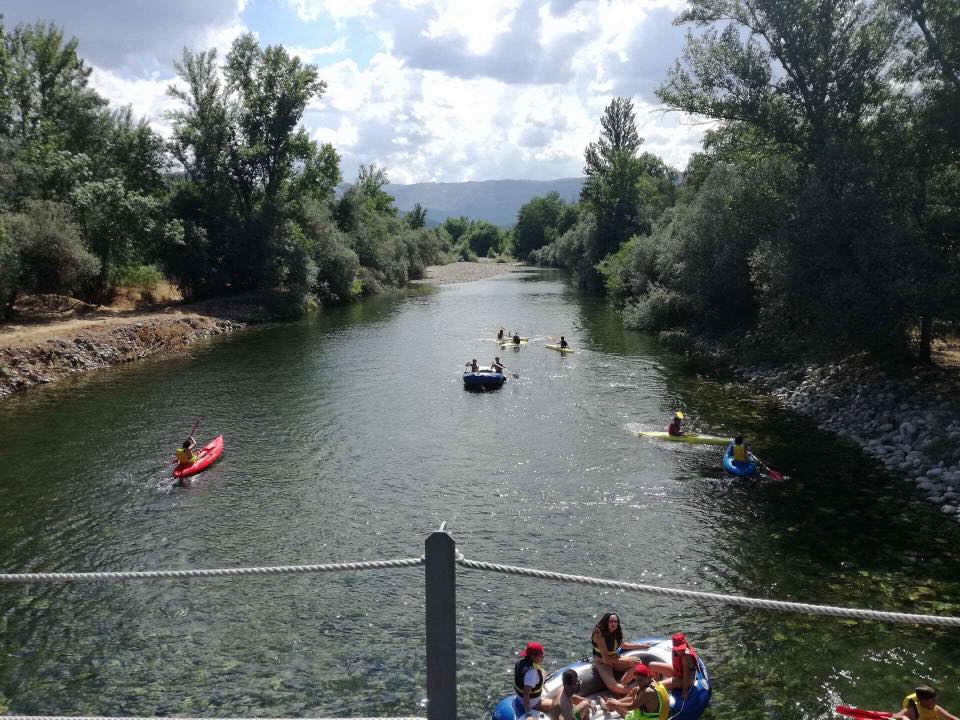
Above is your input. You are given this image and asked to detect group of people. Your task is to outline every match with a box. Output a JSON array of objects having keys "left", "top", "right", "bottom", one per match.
[
  {"left": 498, "top": 328, "right": 526, "bottom": 345},
  {"left": 465, "top": 357, "right": 507, "bottom": 373},
  {"left": 513, "top": 613, "right": 699, "bottom": 720}
]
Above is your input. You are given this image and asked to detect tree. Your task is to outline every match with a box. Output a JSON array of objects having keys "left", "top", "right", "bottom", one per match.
[
  {"left": 405, "top": 202, "right": 427, "bottom": 229},
  {"left": 462, "top": 220, "right": 501, "bottom": 257},
  {"left": 580, "top": 97, "right": 648, "bottom": 273},
  {"left": 513, "top": 192, "right": 577, "bottom": 260}
]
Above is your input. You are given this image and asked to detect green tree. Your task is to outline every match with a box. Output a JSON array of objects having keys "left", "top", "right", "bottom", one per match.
[
  {"left": 462, "top": 220, "right": 501, "bottom": 257},
  {"left": 513, "top": 192, "right": 577, "bottom": 260},
  {"left": 405, "top": 202, "right": 427, "bottom": 229}
]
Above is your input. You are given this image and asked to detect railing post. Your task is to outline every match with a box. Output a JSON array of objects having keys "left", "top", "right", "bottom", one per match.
[{"left": 425, "top": 527, "right": 457, "bottom": 720}]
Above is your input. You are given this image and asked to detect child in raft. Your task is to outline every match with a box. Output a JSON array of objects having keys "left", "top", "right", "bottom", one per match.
[
  {"left": 648, "top": 633, "right": 699, "bottom": 700},
  {"left": 551, "top": 669, "right": 593, "bottom": 720},
  {"left": 891, "top": 686, "right": 958, "bottom": 720}
]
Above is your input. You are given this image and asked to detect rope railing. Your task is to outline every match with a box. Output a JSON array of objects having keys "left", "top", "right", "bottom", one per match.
[
  {"left": 0, "top": 557, "right": 424, "bottom": 584},
  {"left": 457, "top": 555, "right": 960, "bottom": 628}
]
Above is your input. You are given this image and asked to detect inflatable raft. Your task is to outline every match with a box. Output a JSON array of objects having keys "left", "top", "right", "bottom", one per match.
[
  {"left": 722, "top": 442, "right": 757, "bottom": 477},
  {"left": 463, "top": 368, "right": 506, "bottom": 390},
  {"left": 492, "top": 638, "right": 710, "bottom": 720}
]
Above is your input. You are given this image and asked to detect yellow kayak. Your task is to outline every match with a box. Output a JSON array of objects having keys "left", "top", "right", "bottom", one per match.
[
  {"left": 637, "top": 430, "right": 729, "bottom": 445},
  {"left": 545, "top": 344, "right": 573, "bottom": 352},
  {"left": 498, "top": 338, "right": 529, "bottom": 345}
]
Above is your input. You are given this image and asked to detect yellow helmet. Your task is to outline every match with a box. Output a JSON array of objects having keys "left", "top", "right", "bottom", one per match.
[{"left": 675, "top": 411, "right": 684, "bottom": 420}]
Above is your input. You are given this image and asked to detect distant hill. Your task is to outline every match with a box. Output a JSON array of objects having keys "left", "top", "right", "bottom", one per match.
[{"left": 385, "top": 178, "right": 584, "bottom": 228}]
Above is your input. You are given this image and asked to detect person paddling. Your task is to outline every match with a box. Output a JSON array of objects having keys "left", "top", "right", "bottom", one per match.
[
  {"left": 492, "top": 356, "right": 506, "bottom": 373},
  {"left": 498, "top": 328, "right": 505, "bottom": 341},
  {"left": 175, "top": 436, "right": 198, "bottom": 466},
  {"left": 559, "top": 336, "right": 568, "bottom": 349},
  {"left": 730, "top": 434, "right": 752, "bottom": 466},
  {"left": 667, "top": 412, "right": 684, "bottom": 436},
  {"left": 891, "top": 686, "right": 958, "bottom": 720},
  {"left": 512, "top": 333, "right": 522, "bottom": 345}
]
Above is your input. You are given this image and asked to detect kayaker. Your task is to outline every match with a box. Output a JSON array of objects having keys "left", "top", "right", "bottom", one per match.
[
  {"left": 556, "top": 668, "right": 593, "bottom": 720},
  {"left": 514, "top": 641, "right": 554, "bottom": 717},
  {"left": 667, "top": 412, "right": 684, "bottom": 436},
  {"left": 601, "top": 663, "right": 669, "bottom": 720},
  {"left": 649, "top": 632, "right": 699, "bottom": 699},
  {"left": 498, "top": 328, "right": 505, "bottom": 341},
  {"left": 175, "top": 436, "right": 197, "bottom": 465},
  {"left": 892, "top": 686, "right": 958, "bottom": 720},
  {"left": 465, "top": 359, "right": 479, "bottom": 372},
  {"left": 560, "top": 336, "right": 568, "bottom": 349},
  {"left": 730, "top": 434, "right": 752, "bottom": 465},
  {"left": 492, "top": 357, "right": 506, "bottom": 373},
  {"left": 591, "top": 612, "right": 652, "bottom": 695},
  {"left": 512, "top": 333, "right": 522, "bottom": 345}
]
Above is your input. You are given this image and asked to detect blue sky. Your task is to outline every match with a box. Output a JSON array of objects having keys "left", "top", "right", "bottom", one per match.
[{"left": 2, "top": 0, "right": 707, "bottom": 183}]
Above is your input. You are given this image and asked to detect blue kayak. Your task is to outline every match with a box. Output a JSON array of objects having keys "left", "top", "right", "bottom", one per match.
[{"left": 723, "top": 442, "right": 757, "bottom": 477}]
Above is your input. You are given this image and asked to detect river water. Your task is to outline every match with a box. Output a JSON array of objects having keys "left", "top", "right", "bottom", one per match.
[{"left": 0, "top": 269, "right": 958, "bottom": 720}]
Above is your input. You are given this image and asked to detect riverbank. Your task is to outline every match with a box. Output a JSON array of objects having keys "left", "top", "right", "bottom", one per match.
[
  {"left": 412, "top": 258, "right": 522, "bottom": 284},
  {"left": 0, "top": 295, "right": 277, "bottom": 398},
  {"left": 734, "top": 355, "right": 960, "bottom": 523}
]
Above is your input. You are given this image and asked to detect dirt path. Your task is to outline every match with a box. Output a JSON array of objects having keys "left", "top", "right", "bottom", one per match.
[{"left": 0, "top": 308, "right": 211, "bottom": 349}]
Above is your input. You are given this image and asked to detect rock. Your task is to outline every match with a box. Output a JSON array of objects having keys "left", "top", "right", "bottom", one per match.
[{"left": 942, "top": 505, "right": 957, "bottom": 515}]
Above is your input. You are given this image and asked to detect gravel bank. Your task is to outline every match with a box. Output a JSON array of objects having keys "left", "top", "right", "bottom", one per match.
[
  {"left": 412, "top": 260, "right": 523, "bottom": 284},
  {"left": 736, "top": 355, "right": 960, "bottom": 522}
]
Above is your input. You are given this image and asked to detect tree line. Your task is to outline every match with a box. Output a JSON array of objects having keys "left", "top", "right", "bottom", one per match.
[
  {"left": 0, "top": 20, "right": 482, "bottom": 320},
  {"left": 516, "top": 0, "right": 959, "bottom": 362}
]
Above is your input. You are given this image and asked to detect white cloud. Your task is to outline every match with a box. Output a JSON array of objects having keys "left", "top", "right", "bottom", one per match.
[{"left": 5, "top": 0, "right": 707, "bottom": 182}]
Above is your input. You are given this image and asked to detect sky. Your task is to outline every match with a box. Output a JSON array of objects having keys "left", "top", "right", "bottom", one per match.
[{"left": 2, "top": 0, "right": 708, "bottom": 184}]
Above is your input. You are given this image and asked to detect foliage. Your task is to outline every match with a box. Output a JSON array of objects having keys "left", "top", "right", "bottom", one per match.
[
  {"left": 512, "top": 191, "right": 577, "bottom": 260},
  {"left": 405, "top": 202, "right": 427, "bottom": 229}
]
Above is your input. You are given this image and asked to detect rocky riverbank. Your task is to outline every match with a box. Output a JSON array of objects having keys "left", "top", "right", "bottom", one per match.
[
  {"left": 0, "top": 313, "right": 243, "bottom": 398},
  {"left": 735, "top": 355, "right": 960, "bottom": 522}
]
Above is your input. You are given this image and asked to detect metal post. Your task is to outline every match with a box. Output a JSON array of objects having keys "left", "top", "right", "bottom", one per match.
[{"left": 425, "top": 526, "right": 457, "bottom": 720}]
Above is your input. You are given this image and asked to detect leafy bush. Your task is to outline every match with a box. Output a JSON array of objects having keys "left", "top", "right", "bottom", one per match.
[
  {"left": 622, "top": 284, "right": 691, "bottom": 331},
  {"left": 111, "top": 263, "right": 165, "bottom": 288}
]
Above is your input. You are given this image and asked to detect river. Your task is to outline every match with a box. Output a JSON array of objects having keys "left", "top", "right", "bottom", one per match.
[{"left": 1, "top": 269, "right": 958, "bottom": 719}]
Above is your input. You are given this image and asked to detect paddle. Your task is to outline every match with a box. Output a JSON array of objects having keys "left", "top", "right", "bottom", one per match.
[
  {"left": 751, "top": 453, "right": 785, "bottom": 481},
  {"left": 835, "top": 706, "right": 892, "bottom": 719}
]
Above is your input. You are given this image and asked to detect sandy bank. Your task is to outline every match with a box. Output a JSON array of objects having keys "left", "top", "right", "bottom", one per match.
[{"left": 413, "top": 259, "right": 524, "bottom": 284}]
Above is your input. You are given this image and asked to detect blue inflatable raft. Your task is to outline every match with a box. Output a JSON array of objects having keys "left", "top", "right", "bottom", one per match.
[
  {"left": 723, "top": 442, "right": 757, "bottom": 477},
  {"left": 492, "top": 637, "right": 710, "bottom": 720},
  {"left": 463, "top": 368, "right": 506, "bottom": 390}
]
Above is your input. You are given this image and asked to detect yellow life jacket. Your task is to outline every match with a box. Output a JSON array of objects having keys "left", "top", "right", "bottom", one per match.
[
  {"left": 176, "top": 448, "right": 197, "bottom": 464},
  {"left": 625, "top": 681, "right": 669, "bottom": 720},
  {"left": 733, "top": 444, "right": 748, "bottom": 462},
  {"left": 592, "top": 631, "right": 620, "bottom": 658},
  {"left": 902, "top": 694, "right": 938, "bottom": 720}
]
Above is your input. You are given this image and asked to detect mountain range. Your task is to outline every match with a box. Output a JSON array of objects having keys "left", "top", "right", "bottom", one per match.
[{"left": 384, "top": 177, "right": 585, "bottom": 227}]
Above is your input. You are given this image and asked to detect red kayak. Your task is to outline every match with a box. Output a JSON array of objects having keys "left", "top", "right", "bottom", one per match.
[{"left": 173, "top": 435, "right": 224, "bottom": 479}]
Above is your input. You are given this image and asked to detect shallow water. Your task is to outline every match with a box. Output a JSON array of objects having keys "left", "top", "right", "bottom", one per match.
[{"left": 0, "top": 269, "right": 957, "bottom": 719}]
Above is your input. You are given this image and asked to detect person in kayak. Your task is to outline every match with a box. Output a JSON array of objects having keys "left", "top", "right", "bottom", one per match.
[
  {"left": 649, "top": 633, "right": 699, "bottom": 699},
  {"left": 512, "top": 333, "right": 522, "bottom": 345},
  {"left": 892, "top": 686, "right": 958, "bottom": 720},
  {"left": 601, "top": 663, "right": 670, "bottom": 720},
  {"left": 498, "top": 328, "right": 505, "bottom": 341},
  {"left": 175, "top": 436, "right": 198, "bottom": 465},
  {"left": 592, "top": 612, "right": 652, "bottom": 695},
  {"left": 514, "top": 641, "right": 555, "bottom": 717},
  {"left": 465, "top": 359, "right": 479, "bottom": 372},
  {"left": 730, "top": 434, "right": 752, "bottom": 466},
  {"left": 667, "top": 412, "right": 684, "bottom": 436},
  {"left": 560, "top": 336, "right": 569, "bottom": 349},
  {"left": 555, "top": 668, "right": 593, "bottom": 720}
]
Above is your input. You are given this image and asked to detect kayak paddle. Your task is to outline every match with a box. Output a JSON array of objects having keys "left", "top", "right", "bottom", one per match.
[
  {"left": 751, "top": 453, "right": 784, "bottom": 480},
  {"left": 835, "top": 706, "right": 892, "bottom": 719}
]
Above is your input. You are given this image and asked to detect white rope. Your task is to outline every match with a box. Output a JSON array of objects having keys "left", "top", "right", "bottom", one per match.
[
  {"left": 1, "top": 717, "right": 426, "bottom": 720},
  {"left": 0, "top": 557, "right": 424, "bottom": 583},
  {"left": 458, "top": 557, "right": 960, "bottom": 627}
]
